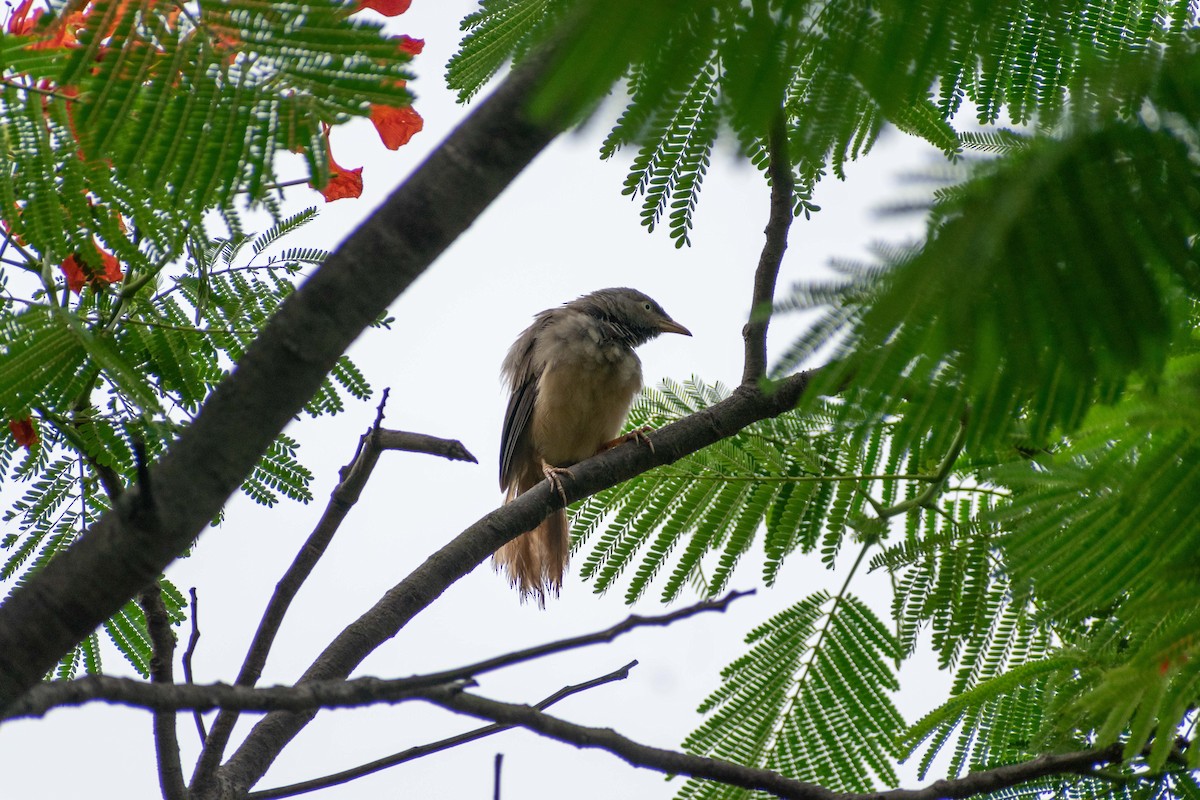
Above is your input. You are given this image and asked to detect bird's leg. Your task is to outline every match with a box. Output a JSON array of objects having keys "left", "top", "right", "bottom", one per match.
[
  {"left": 541, "top": 461, "right": 574, "bottom": 504},
  {"left": 596, "top": 426, "right": 656, "bottom": 455}
]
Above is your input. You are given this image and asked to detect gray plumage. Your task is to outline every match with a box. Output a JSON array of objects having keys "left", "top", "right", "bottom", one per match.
[{"left": 496, "top": 288, "right": 691, "bottom": 605}]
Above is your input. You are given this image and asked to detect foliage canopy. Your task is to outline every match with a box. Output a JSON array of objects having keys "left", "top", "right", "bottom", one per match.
[
  {"left": 454, "top": 0, "right": 1200, "bottom": 796},
  {"left": 0, "top": 0, "right": 409, "bottom": 675},
  {"left": 5, "top": 1, "right": 1200, "bottom": 799}
]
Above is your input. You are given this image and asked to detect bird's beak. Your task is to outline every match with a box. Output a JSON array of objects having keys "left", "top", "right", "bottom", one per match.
[{"left": 657, "top": 317, "right": 692, "bottom": 337}]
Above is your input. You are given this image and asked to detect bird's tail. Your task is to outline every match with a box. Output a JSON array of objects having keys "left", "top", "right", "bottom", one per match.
[{"left": 493, "top": 486, "right": 569, "bottom": 608}]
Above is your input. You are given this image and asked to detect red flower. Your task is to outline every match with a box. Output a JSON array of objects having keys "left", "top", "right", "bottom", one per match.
[
  {"left": 395, "top": 35, "right": 424, "bottom": 56},
  {"left": 4, "top": 0, "right": 43, "bottom": 35},
  {"left": 1, "top": 215, "right": 27, "bottom": 247},
  {"left": 8, "top": 417, "right": 37, "bottom": 449},
  {"left": 369, "top": 104, "right": 423, "bottom": 150},
  {"left": 311, "top": 124, "right": 363, "bottom": 202},
  {"left": 319, "top": 161, "right": 363, "bottom": 202},
  {"left": 24, "top": 5, "right": 86, "bottom": 50},
  {"left": 356, "top": 0, "right": 411, "bottom": 15},
  {"left": 60, "top": 245, "right": 123, "bottom": 294}
]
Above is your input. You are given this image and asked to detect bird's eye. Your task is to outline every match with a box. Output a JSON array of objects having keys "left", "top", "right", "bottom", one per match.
[{"left": 643, "top": 302, "right": 652, "bottom": 311}]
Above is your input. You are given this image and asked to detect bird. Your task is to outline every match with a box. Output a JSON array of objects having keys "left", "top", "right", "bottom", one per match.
[{"left": 496, "top": 287, "right": 692, "bottom": 605}]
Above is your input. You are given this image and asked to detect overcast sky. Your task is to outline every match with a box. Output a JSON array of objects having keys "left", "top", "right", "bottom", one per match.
[{"left": 0, "top": 3, "right": 950, "bottom": 798}]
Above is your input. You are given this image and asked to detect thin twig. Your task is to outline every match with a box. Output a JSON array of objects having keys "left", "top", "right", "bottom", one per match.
[
  {"left": 0, "top": 76, "right": 78, "bottom": 101},
  {"left": 426, "top": 687, "right": 1129, "bottom": 800},
  {"left": 741, "top": 111, "right": 795, "bottom": 385},
  {"left": 137, "top": 584, "right": 188, "bottom": 800},
  {"left": 182, "top": 587, "right": 207, "bottom": 744},
  {"left": 192, "top": 391, "right": 478, "bottom": 789},
  {"left": 494, "top": 753, "right": 503, "bottom": 800},
  {"left": 399, "top": 590, "right": 749, "bottom": 690},
  {"left": 246, "top": 662, "right": 636, "bottom": 799}
]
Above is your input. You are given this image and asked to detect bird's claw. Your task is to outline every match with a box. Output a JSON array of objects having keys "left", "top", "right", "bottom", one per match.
[
  {"left": 627, "top": 425, "right": 656, "bottom": 454},
  {"left": 597, "top": 426, "right": 656, "bottom": 455},
  {"left": 542, "top": 463, "right": 574, "bottom": 504}
]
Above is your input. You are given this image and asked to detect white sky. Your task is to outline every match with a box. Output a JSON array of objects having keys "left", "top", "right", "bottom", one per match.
[{"left": 0, "top": 2, "right": 952, "bottom": 798}]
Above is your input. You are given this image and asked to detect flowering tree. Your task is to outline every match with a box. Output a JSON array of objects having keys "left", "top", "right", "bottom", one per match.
[
  {"left": 0, "top": 0, "right": 420, "bottom": 675},
  {"left": 4, "top": 2, "right": 1200, "bottom": 800}
]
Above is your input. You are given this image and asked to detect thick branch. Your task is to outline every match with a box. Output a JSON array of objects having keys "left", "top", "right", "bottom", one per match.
[
  {"left": 247, "top": 661, "right": 638, "bottom": 800},
  {"left": 137, "top": 584, "right": 187, "bottom": 800},
  {"left": 0, "top": 21, "right": 563, "bottom": 710},
  {"left": 427, "top": 688, "right": 1128, "bottom": 800},
  {"left": 741, "top": 111, "right": 794, "bottom": 385},
  {"left": 215, "top": 372, "right": 819, "bottom": 797}
]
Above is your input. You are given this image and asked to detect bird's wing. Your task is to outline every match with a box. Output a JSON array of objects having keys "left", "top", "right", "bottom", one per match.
[
  {"left": 500, "top": 313, "right": 553, "bottom": 492},
  {"left": 500, "top": 373, "right": 537, "bottom": 491}
]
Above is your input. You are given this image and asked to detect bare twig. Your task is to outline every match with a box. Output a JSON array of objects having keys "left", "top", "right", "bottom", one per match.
[
  {"left": 246, "top": 662, "right": 638, "bottom": 800},
  {"left": 182, "top": 587, "right": 207, "bottom": 744},
  {"left": 375, "top": 429, "right": 478, "bottom": 464},
  {"left": 191, "top": 393, "right": 474, "bottom": 790},
  {"left": 426, "top": 687, "right": 1129, "bottom": 800},
  {"left": 494, "top": 753, "right": 503, "bottom": 800},
  {"left": 402, "top": 590, "right": 748, "bottom": 688},
  {"left": 137, "top": 584, "right": 187, "bottom": 800},
  {"left": 0, "top": 76, "right": 79, "bottom": 101},
  {"left": 741, "top": 111, "right": 795, "bottom": 385}
]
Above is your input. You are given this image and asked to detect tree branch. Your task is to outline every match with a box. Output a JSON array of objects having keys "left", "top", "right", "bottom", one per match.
[
  {"left": 425, "top": 686, "right": 839, "bottom": 800},
  {"left": 741, "top": 110, "right": 794, "bottom": 385},
  {"left": 246, "top": 661, "right": 638, "bottom": 800},
  {"left": 182, "top": 587, "right": 208, "bottom": 745},
  {"left": 4, "top": 674, "right": 454, "bottom": 718},
  {"left": 5, "top": 593, "right": 736, "bottom": 719},
  {"left": 374, "top": 429, "right": 478, "bottom": 465},
  {"left": 0, "top": 7, "right": 563, "bottom": 712},
  {"left": 403, "top": 589, "right": 749, "bottom": 687},
  {"left": 191, "top": 393, "right": 475, "bottom": 790},
  {"left": 426, "top": 687, "right": 1128, "bottom": 800},
  {"left": 137, "top": 584, "right": 188, "bottom": 800},
  {"left": 875, "top": 744, "right": 1125, "bottom": 800},
  {"left": 214, "top": 369, "right": 820, "bottom": 797}
]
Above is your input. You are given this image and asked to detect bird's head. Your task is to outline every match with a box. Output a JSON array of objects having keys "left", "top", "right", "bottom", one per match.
[{"left": 570, "top": 287, "right": 692, "bottom": 347}]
